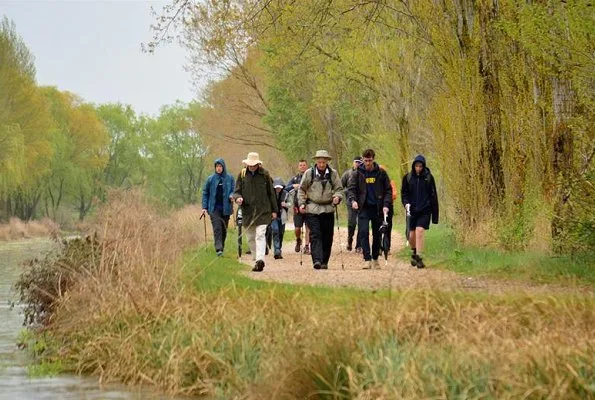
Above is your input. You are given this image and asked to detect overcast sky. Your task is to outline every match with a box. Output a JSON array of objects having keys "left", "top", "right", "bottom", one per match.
[{"left": 0, "top": 0, "right": 196, "bottom": 116}]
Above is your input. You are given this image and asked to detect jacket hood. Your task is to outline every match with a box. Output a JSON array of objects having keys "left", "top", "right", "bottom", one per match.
[
  {"left": 214, "top": 158, "right": 227, "bottom": 175},
  {"left": 273, "top": 177, "right": 285, "bottom": 188},
  {"left": 411, "top": 155, "right": 426, "bottom": 170}
]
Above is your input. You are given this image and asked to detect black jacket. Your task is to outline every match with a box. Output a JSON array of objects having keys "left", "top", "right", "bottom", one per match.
[
  {"left": 401, "top": 155, "right": 439, "bottom": 224},
  {"left": 347, "top": 162, "right": 393, "bottom": 211}
]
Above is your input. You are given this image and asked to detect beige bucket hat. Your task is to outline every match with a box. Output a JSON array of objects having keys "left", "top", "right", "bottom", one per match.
[
  {"left": 312, "top": 150, "right": 332, "bottom": 160},
  {"left": 242, "top": 152, "right": 263, "bottom": 166}
]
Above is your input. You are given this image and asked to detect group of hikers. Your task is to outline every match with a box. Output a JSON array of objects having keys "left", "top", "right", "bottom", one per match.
[{"left": 201, "top": 149, "right": 439, "bottom": 272}]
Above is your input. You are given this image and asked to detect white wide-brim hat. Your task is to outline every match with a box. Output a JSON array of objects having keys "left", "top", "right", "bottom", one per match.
[
  {"left": 242, "top": 152, "right": 263, "bottom": 166},
  {"left": 312, "top": 150, "right": 332, "bottom": 160}
]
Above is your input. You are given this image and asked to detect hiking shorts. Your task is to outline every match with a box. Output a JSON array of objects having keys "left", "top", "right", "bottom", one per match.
[
  {"left": 409, "top": 212, "right": 431, "bottom": 230},
  {"left": 293, "top": 211, "right": 305, "bottom": 228}
]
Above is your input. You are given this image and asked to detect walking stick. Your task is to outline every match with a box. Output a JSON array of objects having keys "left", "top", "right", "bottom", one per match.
[
  {"left": 236, "top": 208, "right": 243, "bottom": 259},
  {"left": 199, "top": 212, "right": 207, "bottom": 247},
  {"left": 335, "top": 206, "right": 344, "bottom": 270}
]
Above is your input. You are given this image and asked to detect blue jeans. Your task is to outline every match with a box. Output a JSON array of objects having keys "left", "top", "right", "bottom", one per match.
[{"left": 270, "top": 218, "right": 285, "bottom": 256}]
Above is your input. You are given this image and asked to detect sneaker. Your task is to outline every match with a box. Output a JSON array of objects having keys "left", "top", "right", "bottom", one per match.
[
  {"left": 303, "top": 244, "right": 310, "bottom": 255},
  {"left": 416, "top": 256, "right": 425, "bottom": 269},
  {"left": 362, "top": 260, "right": 372, "bottom": 270},
  {"left": 320, "top": 264, "right": 328, "bottom": 270},
  {"left": 216, "top": 250, "right": 223, "bottom": 257},
  {"left": 355, "top": 247, "right": 362, "bottom": 254},
  {"left": 371, "top": 259, "right": 380, "bottom": 269},
  {"left": 295, "top": 239, "right": 302, "bottom": 253},
  {"left": 313, "top": 262, "right": 322, "bottom": 270},
  {"left": 274, "top": 254, "right": 283, "bottom": 260},
  {"left": 410, "top": 255, "right": 418, "bottom": 267},
  {"left": 252, "top": 260, "right": 265, "bottom": 272}
]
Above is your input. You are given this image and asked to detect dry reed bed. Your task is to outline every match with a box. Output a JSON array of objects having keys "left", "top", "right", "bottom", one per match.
[
  {"left": 42, "top": 191, "right": 593, "bottom": 399},
  {"left": 0, "top": 217, "right": 59, "bottom": 240}
]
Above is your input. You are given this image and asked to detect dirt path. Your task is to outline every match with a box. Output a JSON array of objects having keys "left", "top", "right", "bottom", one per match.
[{"left": 238, "top": 228, "right": 593, "bottom": 295}]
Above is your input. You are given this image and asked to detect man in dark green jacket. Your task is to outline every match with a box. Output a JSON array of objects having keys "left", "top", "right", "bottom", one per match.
[{"left": 233, "top": 152, "right": 278, "bottom": 272}]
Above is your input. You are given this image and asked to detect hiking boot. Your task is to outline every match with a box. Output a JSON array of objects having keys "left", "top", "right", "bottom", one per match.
[
  {"left": 303, "top": 244, "right": 310, "bottom": 255},
  {"left": 371, "top": 259, "right": 380, "bottom": 269},
  {"left": 346, "top": 238, "right": 353, "bottom": 251},
  {"left": 295, "top": 238, "right": 302, "bottom": 253},
  {"left": 313, "top": 262, "right": 322, "bottom": 270},
  {"left": 416, "top": 256, "right": 425, "bottom": 269},
  {"left": 320, "top": 264, "right": 328, "bottom": 270},
  {"left": 362, "top": 260, "right": 372, "bottom": 270},
  {"left": 252, "top": 260, "right": 265, "bottom": 272},
  {"left": 410, "top": 254, "right": 418, "bottom": 267},
  {"left": 274, "top": 254, "right": 283, "bottom": 260},
  {"left": 246, "top": 249, "right": 252, "bottom": 255}
]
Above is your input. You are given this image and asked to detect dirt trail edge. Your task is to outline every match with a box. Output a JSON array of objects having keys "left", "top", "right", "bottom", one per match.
[{"left": 237, "top": 228, "right": 593, "bottom": 295}]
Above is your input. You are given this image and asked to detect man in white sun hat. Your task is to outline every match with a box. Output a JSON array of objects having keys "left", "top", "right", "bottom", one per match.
[{"left": 233, "top": 152, "right": 278, "bottom": 272}]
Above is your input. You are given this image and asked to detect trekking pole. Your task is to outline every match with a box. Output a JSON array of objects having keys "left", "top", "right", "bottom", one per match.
[
  {"left": 199, "top": 212, "right": 208, "bottom": 247},
  {"left": 335, "top": 205, "right": 344, "bottom": 270}
]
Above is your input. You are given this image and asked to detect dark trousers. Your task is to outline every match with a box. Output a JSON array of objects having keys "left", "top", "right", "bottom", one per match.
[
  {"left": 306, "top": 212, "right": 335, "bottom": 265},
  {"left": 210, "top": 209, "right": 230, "bottom": 252},
  {"left": 346, "top": 203, "right": 360, "bottom": 248},
  {"left": 357, "top": 205, "right": 381, "bottom": 261}
]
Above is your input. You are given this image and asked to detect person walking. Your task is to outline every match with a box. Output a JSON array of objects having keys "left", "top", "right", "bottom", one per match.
[
  {"left": 233, "top": 152, "right": 278, "bottom": 272},
  {"left": 286, "top": 160, "right": 311, "bottom": 254},
  {"left": 401, "top": 154, "right": 439, "bottom": 269},
  {"left": 341, "top": 155, "right": 362, "bottom": 252},
  {"left": 201, "top": 158, "right": 235, "bottom": 256},
  {"left": 347, "top": 149, "right": 393, "bottom": 269},
  {"left": 271, "top": 177, "right": 290, "bottom": 259},
  {"left": 297, "top": 150, "right": 343, "bottom": 270}
]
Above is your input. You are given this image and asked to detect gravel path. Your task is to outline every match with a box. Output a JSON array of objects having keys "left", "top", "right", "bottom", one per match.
[{"left": 239, "top": 228, "right": 593, "bottom": 295}]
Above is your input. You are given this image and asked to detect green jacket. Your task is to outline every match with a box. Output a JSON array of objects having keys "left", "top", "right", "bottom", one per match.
[
  {"left": 298, "top": 166, "right": 343, "bottom": 215},
  {"left": 233, "top": 166, "right": 278, "bottom": 227}
]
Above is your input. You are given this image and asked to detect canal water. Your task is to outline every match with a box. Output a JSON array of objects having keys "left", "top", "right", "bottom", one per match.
[{"left": 0, "top": 238, "right": 177, "bottom": 400}]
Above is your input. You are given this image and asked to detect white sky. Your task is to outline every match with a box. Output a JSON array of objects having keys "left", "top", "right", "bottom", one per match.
[{"left": 0, "top": 0, "right": 197, "bottom": 116}]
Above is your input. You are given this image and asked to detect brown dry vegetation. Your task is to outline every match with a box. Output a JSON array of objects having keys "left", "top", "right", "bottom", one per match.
[
  {"left": 0, "top": 217, "right": 59, "bottom": 241},
  {"left": 21, "top": 191, "right": 594, "bottom": 399}
]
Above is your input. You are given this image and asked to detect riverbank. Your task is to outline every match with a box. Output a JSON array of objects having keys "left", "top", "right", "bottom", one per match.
[{"left": 15, "top": 194, "right": 594, "bottom": 399}]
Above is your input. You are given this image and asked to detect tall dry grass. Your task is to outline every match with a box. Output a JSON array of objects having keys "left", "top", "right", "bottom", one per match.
[
  {"left": 35, "top": 189, "right": 594, "bottom": 399},
  {"left": 0, "top": 217, "right": 59, "bottom": 240}
]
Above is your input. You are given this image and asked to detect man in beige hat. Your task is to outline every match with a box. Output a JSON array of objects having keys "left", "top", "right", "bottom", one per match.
[
  {"left": 233, "top": 152, "right": 278, "bottom": 272},
  {"left": 297, "top": 150, "right": 343, "bottom": 270}
]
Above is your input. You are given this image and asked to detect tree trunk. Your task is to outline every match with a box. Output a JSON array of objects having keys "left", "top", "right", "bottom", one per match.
[
  {"left": 551, "top": 76, "right": 574, "bottom": 248},
  {"left": 478, "top": 0, "right": 504, "bottom": 205}
]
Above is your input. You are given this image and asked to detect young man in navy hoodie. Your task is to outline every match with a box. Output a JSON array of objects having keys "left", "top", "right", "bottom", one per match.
[{"left": 400, "top": 155, "right": 439, "bottom": 268}]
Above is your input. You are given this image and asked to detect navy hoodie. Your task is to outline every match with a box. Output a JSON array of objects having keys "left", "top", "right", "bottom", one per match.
[{"left": 400, "top": 155, "right": 439, "bottom": 224}]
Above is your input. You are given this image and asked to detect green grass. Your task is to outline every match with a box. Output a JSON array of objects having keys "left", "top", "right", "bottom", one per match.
[{"left": 399, "top": 224, "right": 595, "bottom": 285}]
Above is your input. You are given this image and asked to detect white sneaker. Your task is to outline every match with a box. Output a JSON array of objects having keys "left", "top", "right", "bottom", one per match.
[
  {"left": 371, "top": 259, "right": 380, "bottom": 269},
  {"left": 362, "top": 260, "right": 372, "bottom": 270}
]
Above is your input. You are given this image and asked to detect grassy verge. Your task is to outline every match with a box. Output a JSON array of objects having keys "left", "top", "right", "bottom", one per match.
[
  {"left": 398, "top": 224, "right": 595, "bottom": 285},
  {"left": 17, "top": 192, "right": 595, "bottom": 399}
]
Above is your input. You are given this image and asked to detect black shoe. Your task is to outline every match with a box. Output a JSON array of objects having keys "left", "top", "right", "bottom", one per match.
[
  {"left": 246, "top": 249, "right": 252, "bottom": 255},
  {"left": 252, "top": 260, "right": 265, "bottom": 272},
  {"left": 295, "top": 239, "right": 302, "bottom": 253},
  {"left": 313, "top": 262, "right": 322, "bottom": 270},
  {"left": 346, "top": 243, "right": 352, "bottom": 251},
  {"left": 274, "top": 254, "right": 283, "bottom": 260},
  {"left": 410, "top": 254, "right": 418, "bottom": 267},
  {"left": 320, "top": 264, "right": 328, "bottom": 270},
  {"left": 416, "top": 256, "right": 425, "bottom": 269}
]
